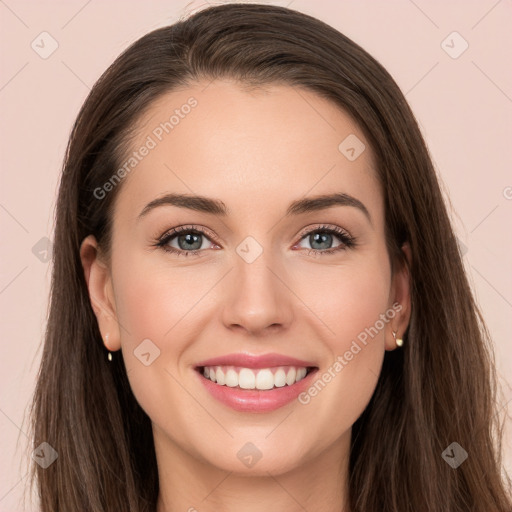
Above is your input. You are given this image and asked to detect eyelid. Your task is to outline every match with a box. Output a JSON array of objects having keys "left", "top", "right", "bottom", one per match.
[
  {"left": 295, "top": 223, "right": 352, "bottom": 240},
  {"left": 159, "top": 224, "right": 219, "bottom": 244}
]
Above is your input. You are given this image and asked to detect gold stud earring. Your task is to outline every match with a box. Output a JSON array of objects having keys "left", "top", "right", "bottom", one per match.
[
  {"left": 105, "top": 333, "right": 112, "bottom": 361},
  {"left": 392, "top": 330, "right": 403, "bottom": 347}
]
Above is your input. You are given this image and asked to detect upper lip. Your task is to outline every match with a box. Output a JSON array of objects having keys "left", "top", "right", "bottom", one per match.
[{"left": 195, "top": 352, "right": 318, "bottom": 369}]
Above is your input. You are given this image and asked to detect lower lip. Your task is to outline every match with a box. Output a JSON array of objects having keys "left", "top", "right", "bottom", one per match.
[{"left": 196, "top": 368, "right": 318, "bottom": 413}]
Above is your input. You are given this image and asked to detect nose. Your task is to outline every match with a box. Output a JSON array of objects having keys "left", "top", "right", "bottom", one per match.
[{"left": 221, "top": 249, "right": 294, "bottom": 336}]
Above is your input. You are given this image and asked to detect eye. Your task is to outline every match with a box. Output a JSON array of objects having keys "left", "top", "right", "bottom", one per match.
[
  {"left": 294, "top": 225, "right": 356, "bottom": 255},
  {"left": 155, "top": 225, "right": 216, "bottom": 257},
  {"left": 154, "top": 224, "right": 356, "bottom": 257}
]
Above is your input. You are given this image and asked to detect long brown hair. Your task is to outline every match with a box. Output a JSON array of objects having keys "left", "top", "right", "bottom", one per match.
[{"left": 28, "top": 3, "right": 511, "bottom": 511}]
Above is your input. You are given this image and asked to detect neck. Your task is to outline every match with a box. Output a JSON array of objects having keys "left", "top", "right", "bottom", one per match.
[{"left": 154, "top": 426, "right": 351, "bottom": 512}]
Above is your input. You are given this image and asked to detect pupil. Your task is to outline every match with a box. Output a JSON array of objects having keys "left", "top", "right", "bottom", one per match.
[{"left": 311, "top": 232, "right": 332, "bottom": 250}]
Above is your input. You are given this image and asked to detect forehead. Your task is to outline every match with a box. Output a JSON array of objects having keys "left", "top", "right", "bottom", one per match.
[{"left": 113, "top": 79, "right": 382, "bottom": 226}]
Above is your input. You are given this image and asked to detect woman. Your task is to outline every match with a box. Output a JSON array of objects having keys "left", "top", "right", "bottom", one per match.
[{"left": 29, "top": 3, "right": 512, "bottom": 511}]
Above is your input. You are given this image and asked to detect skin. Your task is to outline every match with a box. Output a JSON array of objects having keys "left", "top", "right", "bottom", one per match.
[{"left": 80, "top": 79, "right": 411, "bottom": 512}]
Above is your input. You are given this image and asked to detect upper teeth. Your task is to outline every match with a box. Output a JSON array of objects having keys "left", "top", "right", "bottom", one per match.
[{"left": 202, "top": 366, "right": 309, "bottom": 390}]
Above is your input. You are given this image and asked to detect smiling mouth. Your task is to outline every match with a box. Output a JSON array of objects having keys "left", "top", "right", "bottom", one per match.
[{"left": 196, "top": 365, "right": 318, "bottom": 391}]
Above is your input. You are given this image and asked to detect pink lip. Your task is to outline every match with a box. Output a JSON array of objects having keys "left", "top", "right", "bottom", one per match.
[
  {"left": 195, "top": 352, "right": 317, "bottom": 369},
  {"left": 196, "top": 368, "right": 319, "bottom": 413},
  {"left": 194, "top": 352, "right": 319, "bottom": 413}
]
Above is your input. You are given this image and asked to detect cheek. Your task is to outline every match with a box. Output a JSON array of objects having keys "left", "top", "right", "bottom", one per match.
[
  {"left": 291, "top": 255, "right": 391, "bottom": 439},
  {"left": 110, "top": 253, "right": 216, "bottom": 411},
  {"left": 112, "top": 251, "right": 217, "bottom": 345},
  {"left": 291, "top": 254, "right": 391, "bottom": 350}
]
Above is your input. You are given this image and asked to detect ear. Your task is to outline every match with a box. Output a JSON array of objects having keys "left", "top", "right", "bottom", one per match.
[
  {"left": 385, "top": 242, "right": 412, "bottom": 351},
  {"left": 80, "top": 234, "right": 121, "bottom": 352}
]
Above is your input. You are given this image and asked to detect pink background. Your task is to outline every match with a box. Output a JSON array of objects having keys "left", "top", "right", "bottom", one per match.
[{"left": 1, "top": 0, "right": 511, "bottom": 509}]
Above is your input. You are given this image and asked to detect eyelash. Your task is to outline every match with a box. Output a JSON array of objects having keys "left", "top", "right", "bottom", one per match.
[{"left": 154, "top": 224, "right": 357, "bottom": 257}]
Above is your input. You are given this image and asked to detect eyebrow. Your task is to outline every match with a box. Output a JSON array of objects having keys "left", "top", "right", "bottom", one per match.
[{"left": 137, "top": 192, "right": 371, "bottom": 224}]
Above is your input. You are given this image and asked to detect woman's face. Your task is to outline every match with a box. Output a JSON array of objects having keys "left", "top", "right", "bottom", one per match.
[{"left": 82, "top": 79, "right": 410, "bottom": 477}]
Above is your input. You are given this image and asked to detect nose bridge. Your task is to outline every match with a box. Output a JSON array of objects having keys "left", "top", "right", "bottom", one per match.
[{"left": 222, "top": 235, "right": 293, "bottom": 334}]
